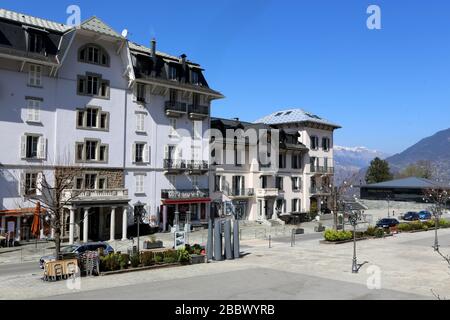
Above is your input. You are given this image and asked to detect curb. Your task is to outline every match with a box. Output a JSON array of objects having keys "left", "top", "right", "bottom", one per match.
[{"left": 99, "top": 263, "right": 186, "bottom": 276}]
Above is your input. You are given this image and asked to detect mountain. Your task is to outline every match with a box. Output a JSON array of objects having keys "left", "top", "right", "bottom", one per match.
[
  {"left": 385, "top": 128, "right": 450, "bottom": 182},
  {"left": 334, "top": 146, "right": 390, "bottom": 185}
]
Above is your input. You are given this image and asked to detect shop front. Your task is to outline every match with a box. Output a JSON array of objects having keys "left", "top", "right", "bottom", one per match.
[{"left": 0, "top": 207, "right": 50, "bottom": 243}]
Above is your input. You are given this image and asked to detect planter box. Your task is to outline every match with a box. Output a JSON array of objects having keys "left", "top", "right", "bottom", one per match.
[
  {"left": 320, "top": 233, "right": 394, "bottom": 245},
  {"left": 191, "top": 254, "right": 206, "bottom": 264},
  {"left": 314, "top": 226, "right": 326, "bottom": 232},
  {"left": 100, "top": 262, "right": 181, "bottom": 276},
  {"left": 143, "top": 241, "right": 163, "bottom": 250}
]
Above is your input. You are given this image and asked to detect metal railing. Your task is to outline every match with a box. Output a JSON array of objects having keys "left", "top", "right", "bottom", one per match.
[
  {"left": 187, "top": 160, "right": 209, "bottom": 170},
  {"left": 161, "top": 189, "right": 209, "bottom": 199},
  {"left": 62, "top": 189, "right": 128, "bottom": 201},
  {"left": 228, "top": 188, "right": 255, "bottom": 197},
  {"left": 165, "top": 101, "right": 187, "bottom": 113},
  {"left": 310, "top": 165, "right": 334, "bottom": 174},
  {"left": 163, "top": 159, "right": 187, "bottom": 170},
  {"left": 188, "top": 104, "right": 209, "bottom": 115}
]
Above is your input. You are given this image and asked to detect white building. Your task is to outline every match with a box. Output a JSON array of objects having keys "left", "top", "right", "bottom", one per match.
[
  {"left": 210, "top": 109, "right": 340, "bottom": 222},
  {"left": 0, "top": 9, "right": 223, "bottom": 243}
]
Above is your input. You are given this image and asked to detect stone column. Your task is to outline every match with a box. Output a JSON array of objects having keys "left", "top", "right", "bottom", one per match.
[
  {"left": 110, "top": 207, "right": 116, "bottom": 241},
  {"left": 16, "top": 216, "right": 21, "bottom": 241},
  {"left": 69, "top": 208, "right": 75, "bottom": 245},
  {"left": 83, "top": 207, "right": 90, "bottom": 243},
  {"left": 1, "top": 216, "right": 5, "bottom": 233},
  {"left": 262, "top": 200, "right": 267, "bottom": 220},
  {"left": 121, "top": 207, "right": 127, "bottom": 241}
]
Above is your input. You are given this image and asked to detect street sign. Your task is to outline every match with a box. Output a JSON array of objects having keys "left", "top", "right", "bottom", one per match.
[{"left": 174, "top": 231, "right": 186, "bottom": 249}]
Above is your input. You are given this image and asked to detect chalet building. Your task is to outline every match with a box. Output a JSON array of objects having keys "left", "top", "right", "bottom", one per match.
[{"left": 0, "top": 9, "right": 223, "bottom": 243}]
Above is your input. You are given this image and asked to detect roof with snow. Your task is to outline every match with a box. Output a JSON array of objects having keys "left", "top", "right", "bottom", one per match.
[
  {"left": 254, "top": 109, "right": 341, "bottom": 129},
  {"left": 362, "top": 177, "right": 449, "bottom": 190}
]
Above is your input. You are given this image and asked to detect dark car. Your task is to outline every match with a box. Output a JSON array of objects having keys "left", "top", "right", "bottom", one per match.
[
  {"left": 402, "top": 212, "right": 419, "bottom": 221},
  {"left": 39, "top": 242, "right": 114, "bottom": 269},
  {"left": 376, "top": 218, "right": 400, "bottom": 228},
  {"left": 418, "top": 210, "right": 432, "bottom": 220}
]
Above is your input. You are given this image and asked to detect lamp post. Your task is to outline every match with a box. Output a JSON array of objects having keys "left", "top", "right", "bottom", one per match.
[
  {"left": 387, "top": 193, "right": 391, "bottom": 218},
  {"left": 349, "top": 210, "right": 366, "bottom": 273},
  {"left": 134, "top": 201, "right": 143, "bottom": 254}
]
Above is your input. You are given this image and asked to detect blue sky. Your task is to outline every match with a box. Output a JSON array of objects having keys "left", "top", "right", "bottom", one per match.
[{"left": 3, "top": 0, "right": 450, "bottom": 154}]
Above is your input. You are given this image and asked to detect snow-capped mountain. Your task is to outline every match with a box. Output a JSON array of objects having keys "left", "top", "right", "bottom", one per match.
[{"left": 334, "top": 146, "right": 390, "bottom": 184}]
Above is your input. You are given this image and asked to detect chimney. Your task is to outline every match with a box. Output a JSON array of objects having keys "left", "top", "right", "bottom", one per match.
[
  {"left": 180, "top": 54, "right": 187, "bottom": 82},
  {"left": 151, "top": 38, "right": 156, "bottom": 63},
  {"left": 233, "top": 117, "right": 239, "bottom": 122}
]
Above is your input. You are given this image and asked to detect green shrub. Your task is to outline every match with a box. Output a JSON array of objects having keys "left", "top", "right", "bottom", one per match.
[
  {"left": 141, "top": 251, "right": 154, "bottom": 267},
  {"left": 177, "top": 249, "right": 191, "bottom": 264},
  {"left": 398, "top": 223, "right": 412, "bottom": 232},
  {"left": 424, "top": 220, "right": 436, "bottom": 228},
  {"left": 409, "top": 221, "right": 424, "bottom": 230},
  {"left": 422, "top": 225, "right": 429, "bottom": 231},
  {"left": 119, "top": 254, "right": 129, "bottom": 269},
  {"left": 324, "top": 229, "right": 352, "bottom": 242},
  {"left": 130, "top": 253, "right": 140, "bottom": 268},
  {"left": 439, "top": 219, "right": 450, "bottom": 228},
  {"left": 365, "top": 226, "right": 377, "bottom": 237},
  {"left": 100, "top": 253, "right": 121, "bottom": 271},
  {"left": 154, "top": 252, "right": 164, "bottom": 264},
  {"left": 374, "top": 227, "right": 384, "bottom": 238}
]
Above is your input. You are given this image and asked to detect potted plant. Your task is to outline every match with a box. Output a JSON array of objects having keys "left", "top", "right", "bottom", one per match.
[
  {"left": 143, "top": 235, "right": 163, "bottom": 249},
  {"left": 188, "top": 244, "right": 206, "bottom": 264},
  {"left": 314, "top": 222, "right": 326, "bottom": 232}
]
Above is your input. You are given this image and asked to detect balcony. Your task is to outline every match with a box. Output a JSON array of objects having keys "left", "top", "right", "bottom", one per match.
[
  {"left": 163, "top": 159, "right": 187, "bottom": 174},
  {"left": 188, "top": 104, "right": 209, "bottom": 120},
  {"left": 310, "top": 165, "right": 334, "bottom": 175},
  {"left": 161, "top": 189, "right": 209, "bottom": 200},
  {"left": 165, "top": 101, "right": 187, "bottom": 117},
  {"left": 187, "top": 160, "right": 209, "bottom": 174},
  {"left": 228, "top": 188, "right": 255, "bottom": 198},
  {"left": 61, "top": 189, "right": 129, "bottom": 203},
  {"left": 310, "top": 186, "right": 331, "bottom": 195},
  {"left": 255, "top": 188, "right": 279, "bottom": 198}
]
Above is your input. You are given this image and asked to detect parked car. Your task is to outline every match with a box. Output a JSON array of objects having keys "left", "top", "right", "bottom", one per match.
[
  {"left": 39, "top": 242, "right": 114, "bottom": 269},
  {"left": 376, "top": 218, "right": 400, "bottom": 228},
  {"left": 418, "top": 210, "right": 432, "bottom": 220},
  {"left": 402, "top": 212, "right": 419, "bottom": 221}
]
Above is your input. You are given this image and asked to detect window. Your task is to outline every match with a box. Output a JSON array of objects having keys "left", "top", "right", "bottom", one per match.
[
  {"left": 77, "top": 108, "right": 109, "bottom": 130},
  {"left": 169, "top": 65, "right": 177, "bottom": 80},
  {"left": 168, "top": 175, "right": 176, "bottom": 187},
  {"left": 26, "top": 98, "right": 41, "bottom": 123},
  {"left": 191, "top": 70, "right": 199, "bottom": 85},
  {"left": 169, "top": 118, "right": 177, "bottom": 137},
  {"left": 75, "top": 140, "right": 108, "bottom": 163},
  {"left": 191, "top": 176, "right": 199, "bottom": 188},
  {"left": 21, "top": 135, "right": 45, "bottom": 159},
  {"left": 77, "top": 74, "right": 109, "bottom": 98},
  {"left": 98, "top": 178, "right": 106, "bottom": 190},
  {"left": 311, "top": 136, "right": 319, "bottom": 150},
  {"left": 78, "top": 44, "right": 109, "bottom": 66},
  {"left": 279, "top": 153, "right": 286, "bottom": 169},
  {"left": 28, "top": 64, "right": 42, "bottom": 87},
  {"left": 322, "top": 137, "right": 331, "bottom": 151},
  {"left": 214, "top": 175, "right": 221, "bottom": 192},
  {"left": 169, "top": 89, "right": 178, "bottom": 102},
  {"left": 133, "top": 143, "right": 149, "bottom": 164},
  {"left": 292, "top": 154, "right": 302, "bottom": 169},
  {"left": 276, "top": 177, "right": 284, "bottom": 190},
  {"left": 75, "top": 178, "right": 83, "bottom": 190},
  {"left": 136, "top": 83, "right": 146, "bottom": 103},
  {"left": 292, "top": 199, "right": 299, "bottom": 212},
  {"left": 135, "top": 175, "right": 145, "bottom": 194},
  {"left": 24, "top": 173, "right": 38, "bottom": 195},
  {"left": 136, "top": 113, "right": 145, "bottom": 132},
  {"left": 260, "top": 176, "right": 268, "bottom": 189},
  {"left": 28, "top": 33, "right": 44, "bottom": 54},
  {"left": 292, "top": 177, "right": 301, "bottom": 191},
  {"left": 85, "top": 174, "right": 97, "bottom": 189}
]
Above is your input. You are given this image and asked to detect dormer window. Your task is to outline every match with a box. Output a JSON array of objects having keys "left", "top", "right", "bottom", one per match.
[
  {"left": 78, "top": 44, "right": 109, "bottom": 67},
  {"left": 169, "top": 65, "right": 177, "bottom": 80},
  {"left": 191, "top": 70, "right": 199, "bottom": 85},
  {"left": 29, "top": 33, "right": 44, "bottom": 54}
]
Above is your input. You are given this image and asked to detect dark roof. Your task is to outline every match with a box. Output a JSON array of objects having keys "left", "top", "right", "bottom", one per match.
[
  {"left": 361, "top": 177, "right": 450, "bottom": 190},
  {"left": 255, "top": 108, "right": 341, "bottom": 129}
]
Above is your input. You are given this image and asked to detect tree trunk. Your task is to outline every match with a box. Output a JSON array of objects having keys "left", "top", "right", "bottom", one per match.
[{"left": 54, "top": 229, "right": 61, "bottom": 258}]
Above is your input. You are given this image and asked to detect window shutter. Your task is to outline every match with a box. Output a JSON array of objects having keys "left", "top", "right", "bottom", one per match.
[
  {"left": 132, "top": 84, "right": 137, "bottom": 102},
  {"left": 135, "top": 114, "right": 140, "bottom": 131},
  {"left": 37, "top": 136, "right": 46, "bottom": 159},
  {"left": 19, "top": 172, "right": 25, "bottom": 196},
  {"left": 145, "top": 85, "right": 151, "bottom": 103},
  {"left": 131, "top": 143, "right": 136, "bottom": 162},
  {"left": 20, "top": 135, "right": 26, "bottom": 158},
  {"left": 164, "top": 145, "right": 169, "bottom": 160},
  {"left": 143, "top": 144, "right": 150, "bottom": 163},
  {"left": 177, "top": 147, "right": 183, "bottom": 159},
  {"left": 36, "top": 172, "right": 43, "bottom": 196},
  {"left": 241, "top": 176, "right": 245, "bottom": 191},
  {"left": 34, "top": 104, "right": 40, "bottom": 122}
]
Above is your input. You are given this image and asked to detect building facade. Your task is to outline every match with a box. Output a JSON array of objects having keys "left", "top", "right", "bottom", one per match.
[
  {"left": 0, "top": 9, "right": 223, "bottom": 243},
  {"left": 210, "top": 109, "right": 340, "bottom": 222}
]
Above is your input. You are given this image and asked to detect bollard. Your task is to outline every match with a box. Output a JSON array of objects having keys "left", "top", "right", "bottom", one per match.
[
  {"left": 207, "top": 216, "right": 214, "bottom": 261},
  {"left": 214, "top": 219, "right": 222, "bottom": 261},
  {"left": 224, "top": 220, "right": 233, "bottom": 260},
  {"left": 269, "top": 235, "right": 271, "bottom": 248},
  {"left": 233, "top": 219, "right": 240, "bottom": 259}
]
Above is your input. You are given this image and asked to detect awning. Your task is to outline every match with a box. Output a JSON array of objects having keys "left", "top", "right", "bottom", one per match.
[{"left": 162, "top": 198, "right": 211, "bottom": 205}]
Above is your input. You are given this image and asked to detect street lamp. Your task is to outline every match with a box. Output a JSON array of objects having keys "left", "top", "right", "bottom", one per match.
[
  {"left": 349, "top": 210, "right": 367, "bottom": 273},
  {"left": 386, "top": 193, "right": 391, "bottom": 218},
  {"left": 134, "top": 201, "right": 144, "bottom": 253}
]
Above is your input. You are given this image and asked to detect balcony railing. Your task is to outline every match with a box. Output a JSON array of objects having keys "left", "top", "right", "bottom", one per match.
[
  {"left": 163, "top": 159, "right": 187, "bottom": 170},
  {"left": 310, "top": 165, "right": 334, "bottom": 174},
  {"left": 228, "top": 188, "right": 255, "bottom": 197},
  {"left": 310, "top": 186, "right": 331, "bottom": 195},
  {"left": 187, "top": 160, "right": 209, "bottom": 171},
  {"left": 255, "top": 188, "right": 279, "bottom": 198},
  {"left": 165, "top": 101, "right": 187, "bottom": 114},
  {"left": 161, "top": 189, "right": 209, "bottom": 200},
  {"left": 188, "top": 104, "right": 209, "bottom": 115},
  {"left": 62, "top": 189, "right": 129, "bottom": 202}
]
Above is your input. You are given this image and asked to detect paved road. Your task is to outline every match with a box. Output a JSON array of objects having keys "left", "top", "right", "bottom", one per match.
[
  {"left": 42, "top": 267, "right": 428, "bottom": 300},
  {"left": 0, "top": 262, "right": 39, "bottom": 277}
]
